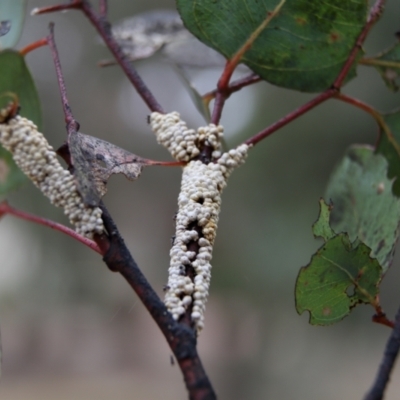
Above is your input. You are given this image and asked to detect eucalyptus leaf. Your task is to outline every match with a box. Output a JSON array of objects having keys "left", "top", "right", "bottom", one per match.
[
  {"left": 325, "top": 145, "right": 400, "bottom": 273},
  {"left": 0, "top": 49, "right": 41, "bottom": 197},
  {"left": 296, "top": 232, "right": 382, "bottom": 326},
  {"left": 176, "top": 0, "right": 368, "bottom": 92},
  {"left": 0, "top": 50, "right": 41, "bottom": 126}
]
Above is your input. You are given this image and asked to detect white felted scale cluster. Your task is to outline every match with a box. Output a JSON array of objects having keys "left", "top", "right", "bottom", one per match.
[
  {"left": 150, "top": 112, "right": 248, "bottom": 331},
  {"left": 150, "top": 111, "right": 224, "bottom": 162},
  {"left": 0, "top": 115, "right": 104, "bottom": 238}
]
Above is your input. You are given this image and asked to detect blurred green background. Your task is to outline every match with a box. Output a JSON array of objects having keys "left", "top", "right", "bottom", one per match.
[{"left": 1, "top": 1, "right": 400, "bottom": 399}]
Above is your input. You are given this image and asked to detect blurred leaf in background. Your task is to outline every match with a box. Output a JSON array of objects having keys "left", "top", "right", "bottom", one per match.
[
  {"left": 361, "top": 41, "right": 400, "bottom": 92},
  {"left": 0, "top": 50, "right": 41, "bottom": 197},
  {"left": 326, "top": 145, "right": 400, "bottom": 273},
  {"left": 0, "top": 0, "right": 27, "bottom": 49},
  {"left": 376, "top": 109, "right": 400, "bottom": 197}
]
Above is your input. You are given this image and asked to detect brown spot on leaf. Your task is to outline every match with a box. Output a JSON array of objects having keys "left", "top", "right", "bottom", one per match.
[
  {"left": 322, "top": 307, "right": 331, "bottom": 316},
  {"left": 295, "top": 17, "right": 307, "bottom": 25},
  {"left": 329, "top": 31, "right": 340, "bottom": 43}
]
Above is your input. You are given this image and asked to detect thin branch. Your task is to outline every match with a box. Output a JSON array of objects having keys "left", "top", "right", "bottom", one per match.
[
  {"left": 373, "top": 312, "right": 395, "bottom": 329},
  {"left": 245, "top": 89, "right": 336, "bottom": 146},
  {"left": 99, "top": 0, "right": 107, "bottom": 18},
  {"left": 46, "top": 23, "right": 78, "bottom": 131},
  {"left": 31, "top": 1, "right": 82, "bottom": 14},
  {"left": 334, "top": 93, "right": 392, "bottom": 138},
  {"left": 19, "top": 38, "right": 48, "bottom": 56},
  {"left": 334, "top": 93, "right": 400, "bottom": 156},
  {"left": 0, "top": 202, "right": 102, "bottom": 254},
  {"left": 210, "top": 93, "right": 225, "bottom": 126},
  {"left": 32, "top": 0, "right": 164, "bottom": 113},
  {"left": 211, "top": 0, "right": 285, "bottom": 124},
  {"left": 334, "top": 93, "right": 384, "bottom": 121},
  {"left": 98, "top": 206, "right": 216, "bottom": 400},
  {"left": 364, "top": 304, "right": 400, "bottom": 400},
  {"left": 359, "top": 57, "right": 400, "bottom": 69},
  {"left": 202, "top": 73, "right": 261, "bottom": 106}
]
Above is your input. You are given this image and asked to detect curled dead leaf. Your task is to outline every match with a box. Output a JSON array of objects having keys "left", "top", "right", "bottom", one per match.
[{"left": 67, "top": 132, "right": 155, "bottom": 206}]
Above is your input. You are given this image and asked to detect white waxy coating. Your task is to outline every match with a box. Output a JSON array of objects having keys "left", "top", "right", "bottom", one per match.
[
  {"left": 0, "top": 116, "right": 104, "bottom": 238},
  {"left": 151, "top": 112, "right": 248, "bottom": 331},
  {"left": 150, "top": 111, "right": 224, "bottom": 162}
]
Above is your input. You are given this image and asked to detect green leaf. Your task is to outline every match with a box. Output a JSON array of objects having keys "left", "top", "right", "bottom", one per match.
[
  {"left": 0, "top": 147, "right": 27, "bottom": 196},
  {"left": 325, "top": 145, "right": 400, "bottom": 273},
  {"left": 361, "top": 41, "right": 400, "bottom": 92},
  {"left": 0, "top": 49, "right": 42, "bottom": 196},
  {"left": 312, "top": 198, "right": 335, "bottom": 241},
  {"left": 0, "top": 0, "right": 27, "bottom": 49},
  {"left": 375, "top": 109, "right": 400, "bottom": 197},
  {"left": 0, "top": 50, "right": 41, "bottom": 126},
  {"left": 296, "top": 234, "right": 382, "bottom": 325},
  {"left": 176, "top": 0, "right": 368, "bottom": 92}
]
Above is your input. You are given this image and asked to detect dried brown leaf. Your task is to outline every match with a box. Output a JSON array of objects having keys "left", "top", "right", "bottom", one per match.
[{"left": 68, "top": 132, "right": 152, "bottom": 206}]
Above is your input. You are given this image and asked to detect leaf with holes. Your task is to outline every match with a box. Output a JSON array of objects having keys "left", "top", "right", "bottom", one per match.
[
  {"left": 295, "top": 233, "right": 382, "bottom": 325},
  {"left": 176, "top": 0, "right": 368, "bottom": 92},
  {"left": 0, "top": 50, "right": 41, "bottom": 197},
  {"left": 361, "top": 41, "right": 400, "bottom": 92},
  {"left": 66, "top": 132, "right": 157, "bottom": 206},
  {"left": 325, "top": 145, "right": 400, "bottom": 273}
]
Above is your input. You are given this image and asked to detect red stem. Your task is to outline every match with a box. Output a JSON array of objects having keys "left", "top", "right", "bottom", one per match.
[
  {"left": 46, "top": 23, "right": 78, "bottom": 131},
  {"left": 203, "top": 73, "right": 261, "bottom": 104},
  {"left": 332, "top": 0, "right": 385, "bottom": 89},
  {"left": 19, "top": 38, "right": 48, "bottom": 56},
  {"left": 0, "top": 202, "right": 103, "bottom": 254},
  {"left": 99, "top": 0, "right": 107, "bottom": 18},
  {"left": 373, "top": 313, "right": 395, "bottom": 329},
  {"left": 211, "top": 0, "right": 285, "bottom": 124},
  {"left": 245, "top": 89, "right": 336, "bottom": 146},
  {"left": 334, "top": 93, "right": 381, "bottom": 118}
]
